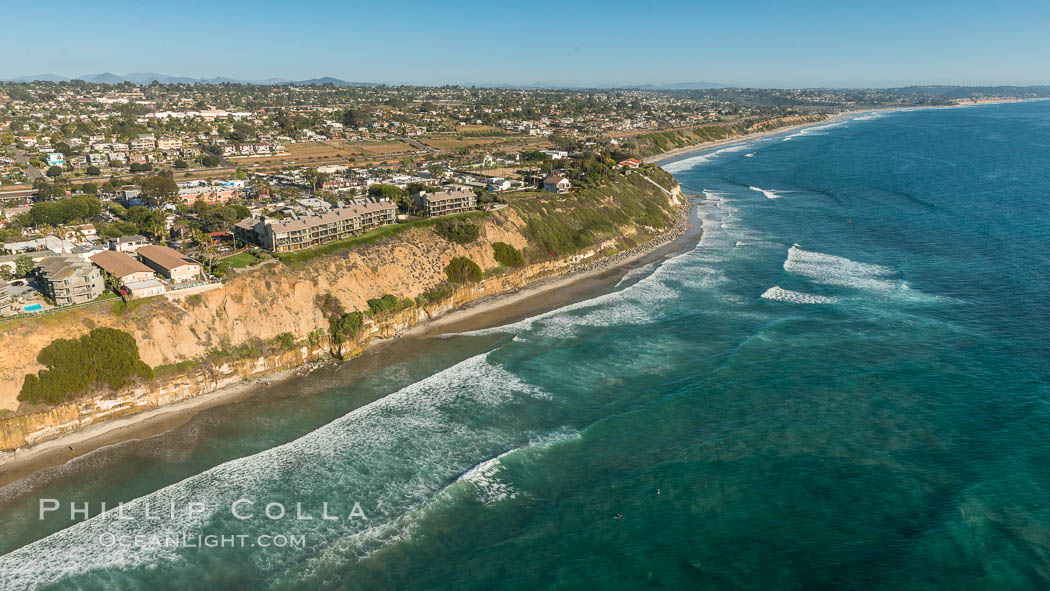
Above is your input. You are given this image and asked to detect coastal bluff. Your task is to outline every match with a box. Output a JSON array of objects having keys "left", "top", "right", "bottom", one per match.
[{"left": 0, "top": 174, "right": 686, "bottom": 452}]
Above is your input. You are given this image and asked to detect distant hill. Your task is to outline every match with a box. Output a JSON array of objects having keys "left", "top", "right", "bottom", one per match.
[
  {"left": 5, "top": 73, "right": 70, "bottom": 82},
  {"left": 0, "top": 73, "right": 378, "bottom": 86},
  {"left": 628, "top": 82, "right": 728, "bottom": 90}
]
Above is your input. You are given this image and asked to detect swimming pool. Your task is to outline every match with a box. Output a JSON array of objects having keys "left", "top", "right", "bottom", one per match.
[{"left": 23, "top": 304, "right": 43, "bottom": 312}]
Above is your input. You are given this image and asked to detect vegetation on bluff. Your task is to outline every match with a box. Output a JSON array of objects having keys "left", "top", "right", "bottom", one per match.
[
  {"left": 492, "top": 242, "right": 525, "bottom": 267},
  {"left": 445, "top": 256, "right": 483, "bottom": 283},
  {"left": 506, "top": 172, "right": 674, "bottom": 258},
  {"left": 433, "top": 218, "right": 480, "bottom": 244},
  {"left": 19, "top": 328, "right": 153, "bottom": 405}
]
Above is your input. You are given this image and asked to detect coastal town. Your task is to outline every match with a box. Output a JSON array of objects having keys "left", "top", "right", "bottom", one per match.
[{"left": 0, "top": 81, "right": 997, "bottom": 318}]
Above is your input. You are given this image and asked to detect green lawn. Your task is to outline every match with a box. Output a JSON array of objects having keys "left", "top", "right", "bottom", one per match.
[{"left": 222, "top": 251, "right": 262, "bottom": 268}]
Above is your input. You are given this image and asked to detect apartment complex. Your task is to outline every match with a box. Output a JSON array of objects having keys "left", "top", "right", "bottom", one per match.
[
  {"left": 37, "top": 256, "right": 105, "bottom": 305},
  {"left": 415, "top": 186, "right": 477, "bottom": 217},
  {"left": 235, "top": 202, "right": 396, "bottom": 253}
]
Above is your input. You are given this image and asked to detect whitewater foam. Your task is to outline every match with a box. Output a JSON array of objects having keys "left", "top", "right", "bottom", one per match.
[
  {"left": 783, "top": 245, "right": 900, "bottom": 291},
  {"left": 0, "top": 352, "right": 551, "bottom": 589},
  {"left": 760, "top": 286, "right": 837, "bottom": 304},
  {"left": 749, "top": 186, "right": 784, "bottom": 199}
]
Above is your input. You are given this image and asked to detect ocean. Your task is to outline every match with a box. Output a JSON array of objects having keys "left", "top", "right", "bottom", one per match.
[{"left": 2, "top": 101, "right": 1050, "bottom": 589}]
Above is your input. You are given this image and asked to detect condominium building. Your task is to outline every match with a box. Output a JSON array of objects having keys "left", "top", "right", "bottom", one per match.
[
  {"left": 37, "top": 256, "right": 105, "bottom": 305},
  {"left": 0, "top": 280, "right": 10, "bottom": 315},
  {"left": 415, "top": 186, "right": 477, "bottom": 217},
  {"left": 234, "top": 202, "right": 396, "bottom": 253}
]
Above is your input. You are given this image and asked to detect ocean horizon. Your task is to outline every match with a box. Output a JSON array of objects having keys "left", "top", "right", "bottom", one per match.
[{"left": 3, "top": 101, "right": 1050, "bottom": 589}]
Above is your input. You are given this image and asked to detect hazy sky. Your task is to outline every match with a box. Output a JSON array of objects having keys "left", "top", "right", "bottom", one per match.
[{"left": 3, "top": 0, "right": 1049, "bottom": 87}]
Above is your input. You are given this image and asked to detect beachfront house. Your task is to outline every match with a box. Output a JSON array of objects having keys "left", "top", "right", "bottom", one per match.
[
  {"left": 136, "top": 245, "right": 202, "bottom": 284},
  {"left": 89, "top": 250, "right": 157, "bottom": 285},
  {"left": 542, "top": 174, "right": 572, "bottom": 194}
]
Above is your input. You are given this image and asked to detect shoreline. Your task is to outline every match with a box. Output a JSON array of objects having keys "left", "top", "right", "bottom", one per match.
[
  {"left": 646, "top": 97, "right": 1049, "bottom": 165},
  {"left": 0, "top": 200, "right": 697, "bottom": 487}
]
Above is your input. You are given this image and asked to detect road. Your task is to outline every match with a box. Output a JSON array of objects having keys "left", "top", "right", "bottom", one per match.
[{"left": 12, "top": 148, "right": 43, "bottom": 181}]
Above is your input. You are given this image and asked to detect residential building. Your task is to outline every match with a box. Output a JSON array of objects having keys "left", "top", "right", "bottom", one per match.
[
  {"left": 129, "top": 134, "right": 156, "bottom": 152},
  {"left": 234, "top": 202, "right": 396, "bottom": 253},
  {"left": 122, "top": 278, "right": 166, "bottom": 299},
  {"left": 617, "top": 158, "right": 642, "bottom": 169},
  {"left": 136, "top": 245, "right": 202, "bottom": 283},
  {"left": 46, "top": 153, "right": 65, "bottom": 166},
  {"left": 177, "top": 185, "right": 235, "bottom": 206},
  {"left": 416, "top": 186, "right": 477, "bottom": 217},
  {"left": 543, "top": 174, "right": 572, "bottom": 194},
  {"left": 109, "top": 235, "right": 149, "bottom": 253},
  {"left": 90, "top": 250, "right": 156, "bottom": 284},
  {"left": 37, "top": 256, "right": 105, "bottom": 305},
  {"left": 0, "top": 280, "right": 10, "bottom": 316}
]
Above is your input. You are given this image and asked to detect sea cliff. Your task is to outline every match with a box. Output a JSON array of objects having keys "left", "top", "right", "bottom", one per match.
[{"left": 0, "top": 173, "right": 687, "bottom": 452}]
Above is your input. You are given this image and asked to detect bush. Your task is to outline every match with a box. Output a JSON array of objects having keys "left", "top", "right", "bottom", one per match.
[
  {"left": 330, "top": 311, "right": 364, "bottom": 344},
  {"left": 367, "top": 294, "right": 401, "bottom": 315},
  {"left": 173, "top": 159, "right": 189, "bottom": 169},
  {"left": 492, "top": 242, "right": 524, "bottom": 267},
  {"left": 416, "top": 282, "right": 453, "bottom": 306},
  {"left": 19, "top": 328, "right": 153, "bottom": 405},
  {"left": 434, "top": 218, "right": 480, "bottom": 244},
  {"left": 86, "top": 165, "right": 101, "bottom": 176},
  {"left": 129, "top": 162, "right": 153, "bottom": 172},
  {"left": 276, "top": 332, "right": 296, "bottom": 351},
  {"left": 445, "top": 256, "right": 482, "bottom": 283}
]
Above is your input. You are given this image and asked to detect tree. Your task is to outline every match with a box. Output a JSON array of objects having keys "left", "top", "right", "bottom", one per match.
[
  {"left": 14, "top": 254, "right": 35, "bottom": 278},
  {"left": 46, "top": 166, "right": 63, "bottom": 178},
  {"left": 140, "top": 175, "right": 178, "bottom": 207},
  {"left": 201, "top": 155, "right": 220, "bottom": 167},
  {"left": 367, "top": 184, "right": 404, "bottom": 201},
  {"left": 86, "top": 165, "right": 101, "bottom": 176},
  {"left": 173, "top": 159, "right": 188, "bottom": 169},
  {"left": 79, "top": 182, "right": 98, "bottom": 195},
  {"left": 341, "top": 108, "right": 370, "bottom": 129},
  {"left": 192, "top": 228, "right": 217, "bottom": 272}
]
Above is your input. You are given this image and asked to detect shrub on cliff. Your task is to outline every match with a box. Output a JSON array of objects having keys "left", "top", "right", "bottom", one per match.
[
  {"left": 330, "top": 311, "right": 364, "bottom": 344},
  {"left": 367, "top": 294, "right": 404, "bottom": 315},
  {"left": 492, "top": 242, "right": 524, "bottom": 268},
  {"left": 445, "top": 256, "right": 482, "bottom": 283},
  {"left": 434, "top": 218, "right": 480, "bottom": 244},
  {"left": 19, "top": 328, "right": 154, "bottom": 406}
]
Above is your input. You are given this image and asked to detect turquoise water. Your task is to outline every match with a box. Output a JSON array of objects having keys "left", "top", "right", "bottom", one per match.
[
  {"left": 3, "top": 102, "right": 1050, "bottom": 589},
  {"left": 22, "top": 304, "right": 42, "bottom": 312}
]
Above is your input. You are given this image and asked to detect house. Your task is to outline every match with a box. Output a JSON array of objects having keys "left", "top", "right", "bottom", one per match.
[
  {"left": 617, "top": 158, "right": 641, "bottom": 169},
  {"left": 487, "top": 177, "right": 512, "bottom": 192},
  {"left": 36, "top": 256, "right": 104, "bottom": 305},
  {"left": 415, "top": 186, "right": 477, "bottom": 217},
  {"left": 46, "top": 153, "right": 65, "bottom": 167},
  {"left": 122, "top": 278, "right": 166, "bottom": 299},
  {"left": 62, "top": 223, "right": 97, "bottom": 241},
  {"left": 136, "top": 245, "right": 202, "bottom": 284},
  {"left": 108, "top": 235, "right": 149, "bottom": 253},
  {"left": 542, "top": 174, "right": 572, "bottom": 194},
  {"left": 234, "top": 202, "right": 396, "bottom": 253},
  {"left": 90, "top": 250, "right": 156, "bottom": 284}
]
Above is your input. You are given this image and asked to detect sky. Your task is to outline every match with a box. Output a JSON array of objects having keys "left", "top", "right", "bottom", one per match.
[{"left": 3, "top": 0, "right": 1050, "bottom": 88}]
